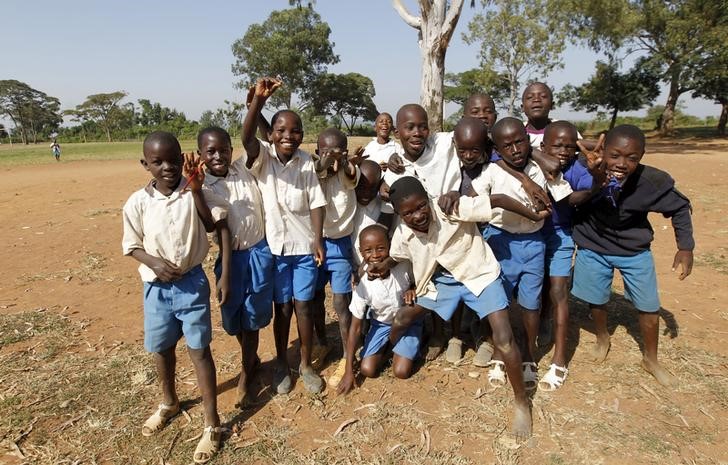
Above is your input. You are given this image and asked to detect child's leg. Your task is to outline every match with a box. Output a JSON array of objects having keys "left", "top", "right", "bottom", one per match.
[
  {"left": 390, "top": 317, "right": 423, "bottom": 379},
  {"left": 392, "top": 355, "right": 414, "bottom": 379},
  {"left": 312, "top": 288, "right": 328, "bottom": 346},
  {"left": 294, "top": 299, "right": 315, "bottom": 369},
  {"left": 153, "top": 346, "right": 179, "bottom": 407},
  {"left": 427, "top": 313, "right": 446, "bottom": 360},
  {"left": 273, "top": 301, "right": 294, "bottom": 367},
  {"left": 590, "top": 304, "right": 610, "bottom": 362},
  {"left": 638, "top": 311, "right": 675, "bottom": 386},
  {"left": 390, "top": 304, "right": 427, "bottom": 344},
  {"left": 520, "top": 307, "right": 540, "bottom": 363},
  {"left": 360, "top": 353, "right": 385, "bottom": 378},
  {"left": 187, "top": 346, "right": 220, "bottom": 427},
  {"left": 291, "top": 255, "right": 323, "bottom": 392},
  {"left": 333, "top": 292, "right": 352, "bottom": 353},
  {"left": 236, "top": 329, "right": 260, "bottom": 402},
  {"left": 446, "top": 304, "right": 465, "bottom": 363},
  {"left": 548, "top": 276, "right": 570, "bottom": 367}
]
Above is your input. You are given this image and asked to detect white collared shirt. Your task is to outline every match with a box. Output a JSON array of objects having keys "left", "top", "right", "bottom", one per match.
[
  {"left": 389, "top": 196, "right": 500, "bottom": 299},
  {"left": 472, "top": 160, "right": 572, "bottom": 234},
  {"left": 122, "top": 181, "right": 219, "bottom": 282},
  {"left": 314, "top": 163, "right": 360, "bottom": 239},
  {"left": 202, "top": 157, "right": 265, "bottom": 251},
  {"left": 350, "top": 198, "right": 394, "bottom": 266},
  {"left": 247, "top": 140, "right": 327, "bottom": 256},
  {"left": 350, "top": 262, "right": 414, "bottom": 324},
  {"left": 362, "top": 138, "right": 404, "bottom": 167}
]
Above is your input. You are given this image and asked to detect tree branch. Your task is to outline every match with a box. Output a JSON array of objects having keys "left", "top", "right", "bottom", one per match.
[
  {"left": 440, "top": 0, "right": 465, "bottom": 42},
  {"left": 392, "top": 0, "right": 422, "bottom": 30}
]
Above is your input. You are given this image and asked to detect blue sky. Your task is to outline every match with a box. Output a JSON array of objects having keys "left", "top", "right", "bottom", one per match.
[{"left": 1, "top": 0, "right": 717, "bottom": 127}]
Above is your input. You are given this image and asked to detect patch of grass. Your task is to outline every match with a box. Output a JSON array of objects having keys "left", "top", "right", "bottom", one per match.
[
  {"left": 0, "top": 308, "right": 70, "bottom": 347},
  {"left": 695, "top": 248, "right": 728, "bottom": 274}
]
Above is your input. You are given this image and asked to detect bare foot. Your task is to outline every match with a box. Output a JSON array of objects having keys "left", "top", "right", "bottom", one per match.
[
  {"left": 641, "top": 358, "right": 676, "bottom": 387},
  {"left": 512, "top": 401, "right": 532, "bottom": 441},
  {"left": 591, "top": 335, "right": 610, "bottom": 363},
  {"left": 426, "top": 337, "right": 445, "bottom": 361}
]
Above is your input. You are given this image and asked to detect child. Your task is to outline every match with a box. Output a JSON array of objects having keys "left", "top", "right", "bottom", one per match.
[
  {"left": 472, "top": 117, "right": 572, "bottom": 390},
  {"left": 351, "top": 160, "right": 394, "bottom": 266},
  {"left": 362, "top": 112, "right": 403, "bottom": 171},
  {"left": 50, "top": 139, "right": 61, "bottom": 161},
  {"left": 242, "top": 77, "right": 327, "bottom": 394},
  {"left": 310, "top": 127, "right": 363, "bottom": 389},
  {"left": 337, "top": 225, "right": 421, "bottom": 394},
  {"left": 463, "top": 93, "right": 498, "bottom": 160},
  {"left": 198, "top": 126, "right": 274, "bottom": 406},
  {"left": 122, "top": 131, "right": 225, "bottom": 464},
  {"left": 537, "top": 121, "right": 603, "bottom": 391},
  {"left": 370, "top": 176, "right": 532, "bottom": 440},
  {"left": 571, "top": 124, "right": 694, "bottom": 387}
]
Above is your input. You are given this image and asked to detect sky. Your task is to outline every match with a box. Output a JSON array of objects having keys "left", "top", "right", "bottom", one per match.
[{"left": 0, "top": 0, "right": 718, "bottom": 128}]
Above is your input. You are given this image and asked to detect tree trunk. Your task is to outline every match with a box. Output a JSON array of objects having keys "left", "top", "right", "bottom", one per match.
[
  {"left": 609, "top": 106, "right": 619, "bottom": 130},
  {"left": 105, "top": 125, "right": 112, "bottom": 142},
  {"left": 659, "top": 68, "right": 681, "bottom": 136},
  {"left": 507, "top": 77, "right": 518, "bottom": 117},
  {"left": 421, "top": 44, "right": 447, "bottom": 131},
  {"left": 718, "top": 99, "right": 727, "bottom": 136}
]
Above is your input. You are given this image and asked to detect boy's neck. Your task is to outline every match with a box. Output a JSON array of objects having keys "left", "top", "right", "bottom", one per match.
[
  {"left": 403, "top": 150, "right": 423, "bottom": 163},
  {"left": 152, "top": 178, "right": 181, "bottom": 197},
  {"left": 527, "top": 117, "right": 550, "bottom": 131},
  {"left": 376, "top": 135, "right": 390, "bottom": 144}
]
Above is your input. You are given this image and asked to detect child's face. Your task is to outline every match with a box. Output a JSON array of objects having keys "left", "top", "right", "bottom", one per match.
[
  {"left": 454, "top": 130, "right": 486, "bottom": 170},
  {"left": 141, "top": 142, "right": 183, "bottom": 191},
  {"left": 375, "top": 114, "right": 393, "bottom": 140},
  {"left": 359, "top": 229, "right": 390, "bottom": 266},
  {"left": 199, "top": 133, "right": 233, "bottom": 177},
  {"left": 397, "top": 193, "right": 431, "bottom": 233},
  {"left": 270, "top": 112, "right": 303, "bottom": 157},
  {"left": 464, "top": 96, "right": 498, "bottom": 129},
  {"left": 395, "top": 108, "right": 430, "bottom": 158},
  {"left": 541, "top": 128, "right": 578, "bottom": 169},
  {"left": 355, "top": 165, "right": 380, "bottom": 205},
  {"left": 494, "top": 125, "right": 530, "bottom": 169},
  {"left": 522, "top": 84, "right": 553, "bottom": 121},
  {"left": 604, "top": 136, "right": 644, "bottom": 182},
  {"left": 316, "top": 134, "right": 347, "bottom": 177}
]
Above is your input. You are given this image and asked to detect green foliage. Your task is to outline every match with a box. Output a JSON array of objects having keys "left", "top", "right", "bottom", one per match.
[
  {"left": 464, "top": 0, "right": 567, "bottom": 115},
  {"left": 302, "top": 72, "right": 378, "bottom": 134},
  {"left": 0, "top": 80, "right": 62, "bottom": 144},
  {"left": 198, "top": 101, "right": 244, "bottom": 139},
  {"left": 444, "top": 68, "right": 510, "bottom": 110},
  {"left": 231, "top": 8, "right": 339, "bottom": 109},
  {"left": 76, "top": 91, "right": 129, "bottom": 142},
  {"left": 559, "top": 59, "right": 660, "bottom": 129}
]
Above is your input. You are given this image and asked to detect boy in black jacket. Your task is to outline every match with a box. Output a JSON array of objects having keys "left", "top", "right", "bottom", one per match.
[{"left": 571, "top": 125, "right": 693, "bottom": 387}]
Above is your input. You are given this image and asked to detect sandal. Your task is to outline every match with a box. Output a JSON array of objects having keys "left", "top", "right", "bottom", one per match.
[
  {"left": 193, "top": 425, "right": 223, "bottom": 464},
  {"left": 299, "top": 364, "right": 324, "bottom": 394},
  {"left": 522, "top": 362, "right": 539, "bottom": 391},
  {"left": 538, "top": 363, "right": 569, "bottom": 391},
  {"left": 472, "top": 340, "right": 494, "bottom": 367},
  {"left": 141, "top": 402, "right": 180, "bottom": 437},
  {"left": 445, "top": 337, "right": 464, "bottom": 364},
  {"left": 487, "top": 360, "right": 507, "bottom": 388}
]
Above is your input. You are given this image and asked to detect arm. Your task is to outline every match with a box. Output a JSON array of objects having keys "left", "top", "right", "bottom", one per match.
[
  {"left": 337, "top": 316, "right": 363, "bottom": 395},
  {"left": 129, "top": 249, "right": 182, "bottom": 283},
  {"left": 310, "top": 206, "right": 325, "bottom": 266},
  {"left": 366, "top": 256, "right": 398, "bottom": 279},
  {"left": 490, "top": 193, "right": 550, "bottom": 222},
  {"left": 246, "top": 84, "right": 272, "bottom": 143},
  {"left": 183, "top": 153, "right": 216, "bottom": 232},
  {"left": 667, "top": 197, "right": 694, "bottom": 280},
  {"left": 530, "top": 148, "right": 561, "bottom": 182},
  {"left": 215, "top": 219, "right": 232, "bottom": 305},
  {"left": 495, "top": 158, "right": 551, "bottom": 208},
  {"left": 242, "top": 77, "right": 282, "bottom": 169}
]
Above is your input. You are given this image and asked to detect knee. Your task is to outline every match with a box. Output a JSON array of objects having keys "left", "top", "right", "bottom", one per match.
[
  {"left": 275, "top": 303, "right": 294, "bottom": 319},
  {"left": 294, "top": 301, "right": 313, "bottom": 319},
  {"left": 492, "top": 329, "right": 515, "bottom": 354},
  {"left": 392, "top": 363, "right": 412, "bottom": 380},
  {"left": 187, "top": 346, "right": 210, "bottom": 363},
  {"left": 549, "top": 282, "right": 568, "bottom": 303},
  {"left": 360, "top": 360, "right": 378, "bottom": 378},
  {"left": 333, "top": 294, "right": 351, "bottom": 317}
]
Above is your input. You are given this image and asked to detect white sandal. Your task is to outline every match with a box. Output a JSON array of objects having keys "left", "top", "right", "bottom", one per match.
[
  {"left": 522, "top": 362, "right": 539, "bottom": 391},
  {"left": 487, "top": 360, "right": 507, "bottom": 388},
  {"left": 193, "top": 425, "right": 223, "bottom": 464},
  {"left": 141, "top": 402, "right": 180, "bottom": 437},
  {"left": 538, "top": 363, "right": 569, "bottom": 391}
]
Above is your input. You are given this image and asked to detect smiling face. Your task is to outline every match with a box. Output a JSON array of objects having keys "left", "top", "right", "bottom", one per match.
[
  {"left": 359, "top": 226, "right": 390, "bottom": 267},
  {"left": 375, "top": 113, "right": 394, "bottom": 142},
  {"left": 396, "top": 192, "right": 431, "bottom": 233},
  {"left": 199, "top": 131, "right": 233, "bottom": 177},
  {"left": 395, "top": 105, "right": 430, "bottom": 159},
  {"left": 464, "top": 94, "right": 498, "bottom": 129},
  {"left": 522, "top": 83, "right": 553, "bottom": 123},
  {"left": 142, "top": 141, "right": 183, "bottom": 195},
  {"left": 541, "top": 125, "right": 578, "bottom": 169},
  {"left": 604, "top": 135, "right": 644, "bottom": 182},
  {"left": 453, "top": 117, "right": 488, "bottom": 170},
  {"left": 492, "top": 119, "right": 531, "bottom": 170},
  {"left": 270, "top": 111, "right": 303, "bottom": 158}
]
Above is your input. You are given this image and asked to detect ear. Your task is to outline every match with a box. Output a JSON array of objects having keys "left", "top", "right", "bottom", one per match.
[
  {"left": 393, "top": 127, "right": 400, "bottom": 138},
  {"left": 139, "top": 158, "right": 149, "bottom": 171},
  {"left": 540, "top": 141, "right": 545, "bottom": 151}
]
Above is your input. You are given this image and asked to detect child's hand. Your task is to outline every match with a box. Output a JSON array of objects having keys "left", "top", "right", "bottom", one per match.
[
  {"left": 522, "top": 177, "right": 551, "bottom": 209},
  {"left": 379, "top": 182, "right": 390, "bottom": 202},
  {"left": 337, "top": 370, "right": 356, "bottom": 395},
  {"left": 217, "top": 273, "right": 230, "bottom": 305},
  {"left": 183, "top": 152, "right": 205, "bottom": 192},
  {"left": 579, "top": 134, "right": 606, "bottom": 176},
  {"left": 347, "top": 146, "right": 368, "bottom": 166},
  {"left": 388, "top": 153, "right": 405, "bottom": 174},
  {"left": 403, "top": 289, "right": 416, "bottom": 306},
  {"left": 149, "top": 257, "right": 182, "bottom": 282},
  {"left": 246, "top": 85, "right": 255, "bottom": 109},
  {"left": 367, "top": 260, "right": 391, "bottom": 280},
  {"left": 672, "top": 249, "right": 693, "bottom": 280},
  {"left": 438, "top": 191, "right": 461, "bottom": 216},
  {"left": 254, "top": 77, "right": 283, "bottom": 99},
  {"left": 537, "top": 149, "right": 561, "bottom": 182},
  {"left": 527, "top": 206, "right": 551, "bottom": 222},
  {"left": 314, "top": 240, "right": 326, "bottom": 268}
]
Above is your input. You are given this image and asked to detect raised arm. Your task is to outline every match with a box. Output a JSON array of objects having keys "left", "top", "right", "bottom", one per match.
[
  {"left": 246, "top": 85, "right": 272, "bottom": 143},
  {"left": 242, "top": 77, "right": 282, "bottom": 169},
  {"left": 183, "top": 153, "right": 216, "bottom": 232}
]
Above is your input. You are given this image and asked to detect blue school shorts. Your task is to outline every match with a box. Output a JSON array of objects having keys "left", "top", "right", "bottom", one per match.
[
  {"left": 571, "top": 248, "right": 660, "bottom": 312},
  {"left": 143, "top": 265, "right": 212, "bottom": 353},
  {"left": 417, "top": 271, "right": 510, "bottom": 321},
  {"left": 214, "top": 239, "right": 274, "bottom": 335},
  {"left": 361, "top": 318, "right": 424, "bottom": 361},
  {"left": 316, "top": 236, "right": 354, "bottom": 294},
  {"left": 274, "top": 254, "right": 318, "bottom": 303},
  {"left": 483, "top": 225, "right": 545, "bottom": 311},
  {"left": 544, "top": 228, "right": 576, "bottom": 278}
]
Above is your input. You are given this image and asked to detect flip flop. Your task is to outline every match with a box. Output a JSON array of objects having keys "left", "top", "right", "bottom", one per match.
[
  {"left": 538, "top": 363, "right": 569, "bottom": 391},
  {"left": 487, "top": 360, "right": 507, "bottom": 388}
]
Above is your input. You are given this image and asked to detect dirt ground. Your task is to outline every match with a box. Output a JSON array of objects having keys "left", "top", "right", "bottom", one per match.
[{"left": 1, "top": 137, "right": 727, "bottom": 464}]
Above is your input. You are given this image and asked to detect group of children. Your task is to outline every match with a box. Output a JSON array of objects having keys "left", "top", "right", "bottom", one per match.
[{"left": 122, "top": 78, "right": 694, "bottom": 461}]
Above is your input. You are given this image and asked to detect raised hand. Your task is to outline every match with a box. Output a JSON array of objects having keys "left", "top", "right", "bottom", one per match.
[
  {"left": 347, "top": 146, "right": 368, "bottom": 166},
  {"left": 578, "top": 134, "right": 606, "bottom": 176},
  {"left": 388, "top": 153, "right": 405, "bottom": 174},
  {"left": 254, "top": 76, "right": 283, "bottom": 100},
  {"left": 183, "top": 152, "right": 205, "bottom": 191}
]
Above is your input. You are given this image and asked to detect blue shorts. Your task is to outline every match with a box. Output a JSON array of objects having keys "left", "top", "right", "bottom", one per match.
[
  {"left": 214, "top": 239, "right": 274, "bottom": 334},
  {"left": 143, "top": 265, "right": 212, "bottom": 353},
  {"left": 571, "top": 248, "right": 660, "bottom": 312},
  {"left": 361, "top": 318, "right": 424, "bottom": 361},
  {"left": 484, "top": 225, "right": 545, "bottom": 311},
  {"left": 417, "top": 271, "right": 510, "bottom": 321},
  {"left": 274, "top": 254, "right": 318, "bottom": 303},
  {"left": 544, "top": 228, "right": 575, "bottom": 278},
  {"left": 316, "top": 236, "right": 354, "bottom": 294}
]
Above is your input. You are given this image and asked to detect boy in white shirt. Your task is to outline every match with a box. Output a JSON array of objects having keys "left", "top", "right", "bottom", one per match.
[
  {"left": 362, "top": 112, "right": 402, "bottom": 171},
  {"left": 337, "top": 225, "right": 421, "bottom": 395},
  {"left": 243, "top": 77, "right": 328, "bottom": 394},
  {"left": 351, "top": 160, "right": 394, "bottom": 266}
]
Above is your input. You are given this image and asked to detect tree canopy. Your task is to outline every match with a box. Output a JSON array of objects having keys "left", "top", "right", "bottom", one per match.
[
  {"left": 0, "top": 80, "right": 62, "bottom": 144},
  {"left": 444, "top": 67, "right": 510, "bottom": 109},
  {"left": 302, "top": 72, "right": 378, "bottom": 134},
  {"left": 76, "top": 91, "right": 129, "bottom": 142}
]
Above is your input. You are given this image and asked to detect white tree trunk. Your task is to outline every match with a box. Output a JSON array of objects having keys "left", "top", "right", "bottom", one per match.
[{"left": 393, "top": 0, "right": 464, "bottom": 132}]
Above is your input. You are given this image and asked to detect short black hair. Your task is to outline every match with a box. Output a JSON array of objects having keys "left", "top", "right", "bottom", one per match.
[
  {"left": 359, "top": 159, "right": 382, "bottom": 181},
  {"left": 143, "top": 131, "right": 180, "bottom": 155},
  {"left": 490, "top": 117, "right": 526, "bottom": 147},
  {"left": 270, "top": 109, "right": 302, "bottom": 128},
  {"left": 389, "top": 176, "right": 428, "bottom": 211},
  {"left": 396, "top": 104, "right": 427, "bottom": 127},
  {"left": 544, "top": 121, "right": 578, "bottom": 142},
  {"left": 317, "top": 127, "right": 348, "bottom": 149},
  {"left": 359, "top": 224, "right": 389, "bottom": 245},
  {"left": 522, "top": 81, "right": 553, "bottom": 100},
  {"left": 605, "top": 124, "right": 645, "bottom": 152},
  {"left": 454, "top": 116, "right": 488, "bottom": 141},
  {"left": 464, "top": 93, "right": 495, "bottom": 111},
  {"left": 197, "top": 126, "right": 232, "bottom": 148}
]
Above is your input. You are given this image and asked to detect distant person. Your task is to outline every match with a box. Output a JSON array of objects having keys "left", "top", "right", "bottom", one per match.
[
  {"left": 50, "top": 139, "right": 61, "bottom": 161},
  {"left": 362, "top": 112, "right": 402, "bottom": 171}
]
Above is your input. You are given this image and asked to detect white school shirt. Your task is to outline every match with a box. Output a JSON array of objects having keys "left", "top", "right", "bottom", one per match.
[
  {"left": 247, "top": 140, "right": 327, "bottom": 256},
  {"left": 350, "top": 198, "right": 394, "bottom": 266},
  {"left": 389, "top": 197, "right": 500, "bottom": 300},
  {"left": 472, "top": 160, "right": 572, "bottom": 234},
  {"left": 524, "top": 119, "right": 583, "bottom": 149},
  {"left": 313, "top": 161, "right": 360, "bottom": 239},
  {"left": 202, "top": 157, "right": 265, "bottom": 251},
  {"left": 122, "top": 181, "right": 221, "bottom": 282},
  {"left": 382, "top": 132, "right": 460, "bottom": 198},
  {"left": 362, "top": 138, "right": 404, "bottom": 167},
  {"left": 349, "top": 262, "right": 414, "bottom": 324}
]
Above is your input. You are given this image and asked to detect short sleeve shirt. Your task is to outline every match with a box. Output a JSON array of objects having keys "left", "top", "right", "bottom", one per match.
[
  {"left": 349, "top": 262, "right": 413, "bottom": 324},
  {"left": 362, "top": 138, "right": 404, "bottom": 167}
]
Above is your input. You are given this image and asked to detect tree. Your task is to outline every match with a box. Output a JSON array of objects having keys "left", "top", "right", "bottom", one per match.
[
  {"left": 392, "top": 0, "right": 466, "bottom": 131},
  {"left": 231, "top": 8, "right": 339, "bottom": 109},
  {"left": 77, "top": 91, "right": 128, "bottom": 142},
  {"left": 463, "top": 0, "right": 567, "bottom": 116},
  {"left": 0, "top": 80, "right": 62, "bottom": 144},
  {"left": 63, "top": 108, "right": 91, "bottom": 143},
  {"left": 444, "top": 67, "right": 511, "bottom": 109},
  {"left": 692, "top": 59, "right": 728, "bottom": 135},
  {"left": 559, "top": 59, "right": 660, "bottom": 130},
  {"left": 303, "top": 73, "right": 378, "bottom": 134},
  {"left": 199, "top": 101, "right": 245, "bottom": 138}
]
